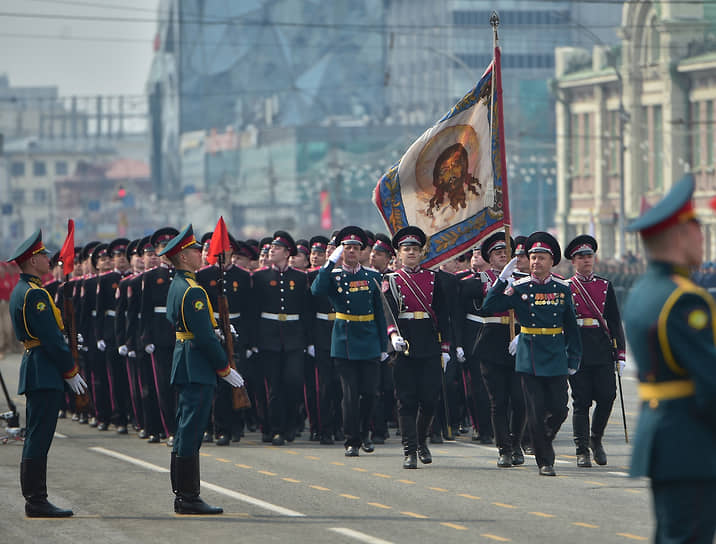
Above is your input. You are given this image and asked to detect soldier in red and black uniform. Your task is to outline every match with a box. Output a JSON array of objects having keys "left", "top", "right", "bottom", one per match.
[
  {"left": 250, "top": 231, "right": 311, "bottom": 445},
  {"left": 140, "top": 227, "right": 179, "bottom": 445},
  {"left": 565, "top": 235, "right": 626, "bottom": 467},
  {"left": 385, "top": 226, "right": 452, "bottom": 469}
]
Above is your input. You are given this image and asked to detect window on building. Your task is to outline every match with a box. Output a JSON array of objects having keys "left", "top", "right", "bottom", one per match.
[
  {"left": 571, "top": 114, "right": 580, "bottom": 175},
  {"left": 11, "top": 189, "right": 24, "bottom": 204},
  {"left": 707, "top": 101, "right": 714, "bottom": 166},
  {"left": 692, "top": 101, "right": 701, "bottom": 168},
  {"left": 55, "top": 161, "right": 68, "bottom": 175},
  {"left": 653, "top": 105, "right": 663, "bottom": 190},
  {"left": 583, "top": 114, "right": 591, "bottom": 173},
  {"left": 10, "top": 161, "right": 25, "bottom": 177},
  {"left": 33, "top": 189, "right": 47, "bottom": 204},
  {"left": 33, "top": 161, "right": 47, "bottom": 177}
]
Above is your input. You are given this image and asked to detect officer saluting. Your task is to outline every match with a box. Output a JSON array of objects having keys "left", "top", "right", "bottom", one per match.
[
  {"left": 159, "top": 224, "right": 244, "bottom": 515},
  {"left": 8, "top": 230, "right": 87, "bottom": 517},
  {"left": 625, "top": 175, "right": 716, "bottom": 543}
]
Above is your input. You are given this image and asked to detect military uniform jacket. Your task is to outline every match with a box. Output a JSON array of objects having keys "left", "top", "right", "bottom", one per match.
[
  {"left": 384, "top": 266, "right": 451, "bottom": 359},
  {"left": 455, "top": 270, "right": 484, "bottom": 355},
  {"left": 625, "top": 262, "right": 716, "bottom": 481},
  {"left": 311, "top": 262, "right": 388, "bottom": 360},
  {"left": 568, "top": 274, "right": 626, "bottom": 367},
  {"left": 167, "top": 270, "right": 230, "bottom": 385},
  {"left": 140, "top": 265, "right": 175, "bottom": 349},
  {"left": 95, "top": 270, "right": 127, "bottom": 347},
  {"left": 10, "top": 274, "right": 79, "bottom": 394},
  {"left": 307, "top": 267, "right": 335, "bottom": 352},
  {"left": 79, "top": 275, "right": 99, "bottom": 345},
  {"left": 250, "top": 265, "right": 310, "bottom": 352},
  {"left": 482, "top": 275, "right": 581, "bottom": 376},
  {"left": 196, "top": 263, "right": 252, "bottom": 350},
  {"left": 468, "top": 269, "right": 516, "bottom": 367},
  {"left": 123, "top": 273, "right": 143, "bottom": 352}
]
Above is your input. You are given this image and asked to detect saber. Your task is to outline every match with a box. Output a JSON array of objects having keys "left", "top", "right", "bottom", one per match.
[
  {"left": 372, "top": 278, "right": 409, "bottom": 356},
  {"left": 617, "top": 367, "right": 629, "bottom": 443}
]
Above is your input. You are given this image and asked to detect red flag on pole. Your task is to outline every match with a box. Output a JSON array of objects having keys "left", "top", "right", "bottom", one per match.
[
  {"left": 59, "top": 219, "right": 75, "bottom": 276},
  {"left": 320, "top": 189, "right": 332, "bottom": 230},
  {"left": 207, "top": 216, "right": 231, "bottom": 265}
]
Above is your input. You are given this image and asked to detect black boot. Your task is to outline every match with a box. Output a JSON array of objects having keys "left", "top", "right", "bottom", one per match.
[
  {"left": 400, "top": 416, "right": 417, "bottom": 469},
  {"left": 416, "top": 412, "right": 433, "bottom": 465},
  {"left": 573, "top": 414, "right": 592, "bottom": 467},
  {"left": 21, "top": 458, "right": 73, "bottom": 518},
  {"left": 170, "top": 452, "right": 177, "bottom": 494},
  {"left": 174, "top": 456, "right": 223, "bottom": 515},
  {"left": 590, "top": 435, "right": 607, "bottom": 466}
]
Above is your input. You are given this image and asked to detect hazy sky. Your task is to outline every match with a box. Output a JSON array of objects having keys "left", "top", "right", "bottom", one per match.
[{"left": 0, "top": 0, "right": 160, "bottom": 97}]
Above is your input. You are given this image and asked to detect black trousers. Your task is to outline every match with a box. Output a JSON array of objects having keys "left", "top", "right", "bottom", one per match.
[
  {"left": 466, "top": 356, "right": 493, "bottom": 438},
  {"left": 125, "top": 353, "right": 143, "bottom": 428},
  {"left": 335, "top": 358, "right": 379, "bottom": 448},
  {"left": 481, "top": 362, "right": 526, "bottom": 455},
  {"left": 151, "top": 346, "right": 176, "bottom": 436},
  {"left": 106, "top": 347, "right": 130, "bottom": 427},
  {"left": 23, "top": 390, "right": 63, "bottom": 459},
  {"left": 138, "top": 352, "right": 162, "bottom": 436},
  {"left": 213, "top": 352, "right": 245, "bottom": 437},
  {"left": 264, "top": 349, "right": 304, "bottom": 436},
  {"left": 520, "top": 373, "right": 568, "bottom": 468},
  {"left": 392, "top": 355, "right": 442, "bottom": 419},
  {"left": 315, "top": 348, "right": 340, "bottom": 436},
  {"left": 373, "top": 359, "right": 395, "bottom": 437},
  {"left": 89, "top": 346, "right": 111, "bottom": 423},
  {"left": 569, "top": 364, "right": 616, "bottom": 442}
]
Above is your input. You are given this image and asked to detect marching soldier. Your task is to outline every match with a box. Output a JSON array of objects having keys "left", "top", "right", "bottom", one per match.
[
  {"left": 565, "top": 235, "right": 626, "bottom": 467},
  {"left": 159, "top": 224, "right": 244, "bottom": 515},
  {"left": 290, "top": 239, "right": 311, "bottom": 270},
  {"left": 384, "top": 226, "right": 452, "bottom": 468},
  {"left": 250, "top": 231, "right": 311, "bottom": 445},
  {"left": 482, "top": 232, "right": 582, "bottom": 476},
  {"left": 625, "top": 175, "right": 716, "bottom": 543},
  {"left": 140, "top": 227, "right": 179, "bottom": 446},
  {"left": 311, "top": 226, "right": 388, "bottom": 457},
  {"left": 8, "top": 230, "right": 87, "bottom": 517}
]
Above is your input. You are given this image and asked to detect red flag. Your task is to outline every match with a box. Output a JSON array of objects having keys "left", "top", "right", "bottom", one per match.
[
  {"left": 320, "top": 190, "right": 332, "bottom": 230},
  {"left": 59, "top": 219, "right": 75, "bottom": 277},
  {"left": 207, "top": 216, "right": 231, "bottom": 265}
]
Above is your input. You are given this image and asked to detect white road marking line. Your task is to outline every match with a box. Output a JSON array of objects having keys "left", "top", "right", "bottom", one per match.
[
  {"left": 329, "top": 527, "right": 395, "bottom": 544},
  {"left": 608, "top": 471, "right": 629, "bottom": 477},
  {"left": 90, "top": 446, "right": 305, "bottom": 517},
  {"left": 54, "top": 432, "right": 68, "bottom": 438}
]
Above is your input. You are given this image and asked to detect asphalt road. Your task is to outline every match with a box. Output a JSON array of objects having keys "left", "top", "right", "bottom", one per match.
[{"left": 0, "top": 352, "right": 653, "bottom": 544}]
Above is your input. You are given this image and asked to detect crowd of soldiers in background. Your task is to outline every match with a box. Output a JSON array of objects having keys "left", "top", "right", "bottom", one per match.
[{"left": 1, "top": 232, "right": 715, "bottom": 448}]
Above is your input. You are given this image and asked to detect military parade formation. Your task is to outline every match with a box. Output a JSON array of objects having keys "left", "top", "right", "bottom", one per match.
[{"left": 3, "top": 174, "right": 716, "bottom": 543}]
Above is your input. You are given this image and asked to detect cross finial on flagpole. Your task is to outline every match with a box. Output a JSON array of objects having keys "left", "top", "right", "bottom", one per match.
[{"left": 490, "top": 11, "right": 499, "bottom": 28}]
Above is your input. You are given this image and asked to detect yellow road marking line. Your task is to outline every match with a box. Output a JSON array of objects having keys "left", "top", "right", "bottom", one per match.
[
  {"left": 397, "top": 479, "right": 415, "bottom": 484},
  {"left": 435, "top": 449, "right": 449, "bottom": 454},
  {"left": 428, "top": 486, "right": 448, "bottom": 492},
  {"left": 282, "top": 478, "right": 301, "bottom": 483},
  {"left": 492, "top": 502, "right": 516, "bottom": 509},
  {"left": 367, "top": 502, "right": 392, "bottom": 509},
  {"left": 305, "top": 455, "right": 320, "bottom": 460},
  {"left": 331, "top": 462, "right": 345, "bottom": 466},
  {"left": 352, "top": 467, "right": 368, "bottom": 472},
  {"left": 558, "top": 454, "right": 575, "bottom": 459},
  {"left": 284, "top": 450, "right": 299, "bottom": 455},
  {"left": 617, "top": 534, "right": 648, "bottom": 541},
  {"left": 458, "top": 493, "right": 481, "bottom": 500},
  {"left": 310, "top": 485, "right": 330, "bottom": 491},
  {"left": 584, "top": 481, "right": 606, "bottom": 486},
  {"left": 481, "top": 533, "right": 511, "bottom": 542},
  {"left": 373, "top": 473, "right": 392, "bottom": 479},
  {"left": 529, "top": 512, "right": 555, "bottom": 518},
  {"left": 258, "top": 470, "right": 277, "bottom": 476},
  {"left": 401, "top": 511, "right": 428, "bottom": 519},
  {"left": 441, "top": 522, "right": 468, "bottom": 530},
  {"left": 199, "top": 452, "right": 211, "bottom": 457},
  {"left": 235, "top": 464, "right": 252, "bottom": 469},
  {"left": 339, "top": 494, "right": 360, "bottom": 500},
  {"left": 625, "top": 489, "right": 642, "bottom": 494},
  {"left": 573, "top": 522, "right": 599, "bottom": 528},
  {"left": 215, "top": 458, "right": 231, "bottom": 463}
]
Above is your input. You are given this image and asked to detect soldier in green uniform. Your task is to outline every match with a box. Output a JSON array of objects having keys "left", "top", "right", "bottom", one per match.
[
  {"left": 625, "top": 174, "right": 716, "bottom": 544},
  {"left": 8, "top": 230, "right": 88, "bottom": 517},
  {"left": 158, "top": 224, "right": 245, "bottom": 515}
]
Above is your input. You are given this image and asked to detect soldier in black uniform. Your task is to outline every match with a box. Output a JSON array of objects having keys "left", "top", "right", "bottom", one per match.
[
  {"left": 140, "top": 227, "right": 179, "bottom": 445},
  {"left": 250, "top": 231, "right": 310, "bottom": 445}
]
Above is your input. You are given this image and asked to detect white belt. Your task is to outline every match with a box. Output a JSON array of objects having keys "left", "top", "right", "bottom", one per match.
[
  {"left": 467, "top": 314, "right": 510, "bottom": 325},
  {"left": 213, "top": 312, "right": 241, "bottom": 319},
  {"left": 315, "top": 312, "right": 336, "bottom": 321},
  {"left": 91, "top": 310, "right": 97, "bottom": 316},
  {"left": 398, "top": 311, "right": 431, "bottom": 320},
  {"left": 154, "top": 306, "right": 167, "bottom": 314},
  {"left": 261, "top": 312, "right": 300, "bottom": 321},
  {"left": 577, "top": 318, "right": 600, "bottom": 327},
  {"left": 105, "top": 310, "right": 116, "bottom": 317}
]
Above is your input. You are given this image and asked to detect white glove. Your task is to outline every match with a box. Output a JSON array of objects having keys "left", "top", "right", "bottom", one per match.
[
  {"left": 616, "top": 360, "right": 626, "bottom": 375},
  {"left": 65, "top": 374, "right": 87, "bottom": 395},
  {"left": 229, "top": 324, "right": 237, "bottom": 337},
  {"left": 97, "top": 339, "right": 107, "bottom": 352},
  {"left": 327, "top": 245, "right": 344, "bottom": 264},
  {"left": 498, "top": 257, "right": 519, "bottom": 282},
  {"left": 456, "top": 346, "right": 466, "bottom": 363},
  {"left": 128, "top": 350, "right": 136, "bottom": 358},
  {"left": 214, "top": 328, "right": 225, "bottom": 342},
  {"left": 77, "top": 333, "right": 84, "bottom": 345},
  {"left": 222, "top": 368, "right": 245, "bottom": 388},
  {"left": 568, "top": 367, "right": 578, "bottom": 376},
  {"left": 245, "top": 349, "right": 254, "bottom": 359},
  {"left": 508, "top": 334, "right": 519, "bottom": 356},
  {"left": 118, "top": 345, "right": 128, "bottom": 356},
  {"left": 307, "top": 345, "right": 316, "bottom": 358},
  {"left": 441, "top": 352, "right": 450, "bottom": 372},
  {"left": 391, "top": 334, "right": 407, "bottom": 352},
  {"left": 145, "top": 343, "right": 155, "bottom": 354},
  {"left": 380, "top": 352, "right": 390, "bottom": 362}
]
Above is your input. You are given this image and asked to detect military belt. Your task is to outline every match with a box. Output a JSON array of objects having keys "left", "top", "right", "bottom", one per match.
[
  {"left": 154, "top": 306, "right": 167, "bottom": 314},
  {"left": 638, "top": 380, "right": 695, "bottom": 404},
  {"left": 315, "top": 312, "right": 336, "bottom": 321},
  {"left": 397, "top": 311, "right": 431, "bottom": 320},
  {"left": 335, "top": 312, "right": 374, "bottom": 322},
  {"left": 520, "top": 326, "right": 563, "bottom": 335},
  {"left": 23, "top": 339, "right": 41, "bottom": 350},
  {"left": 261, "top": 312, "right": 300, "bottom": 321},
  {"left": 576, "top": 318, "right": 600, "bottom": 327},
  {"left": 176, "top": 332, "right": 195, "bottom": 341},
  {"left": 105, "top": 310, "right": 116, "bottom": 317},
  {"left": 467, "top": 315, "right": 510, "bottom": 325},
  {"left": 213, "top": 312, "right": 241, "bottom": 320}
]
